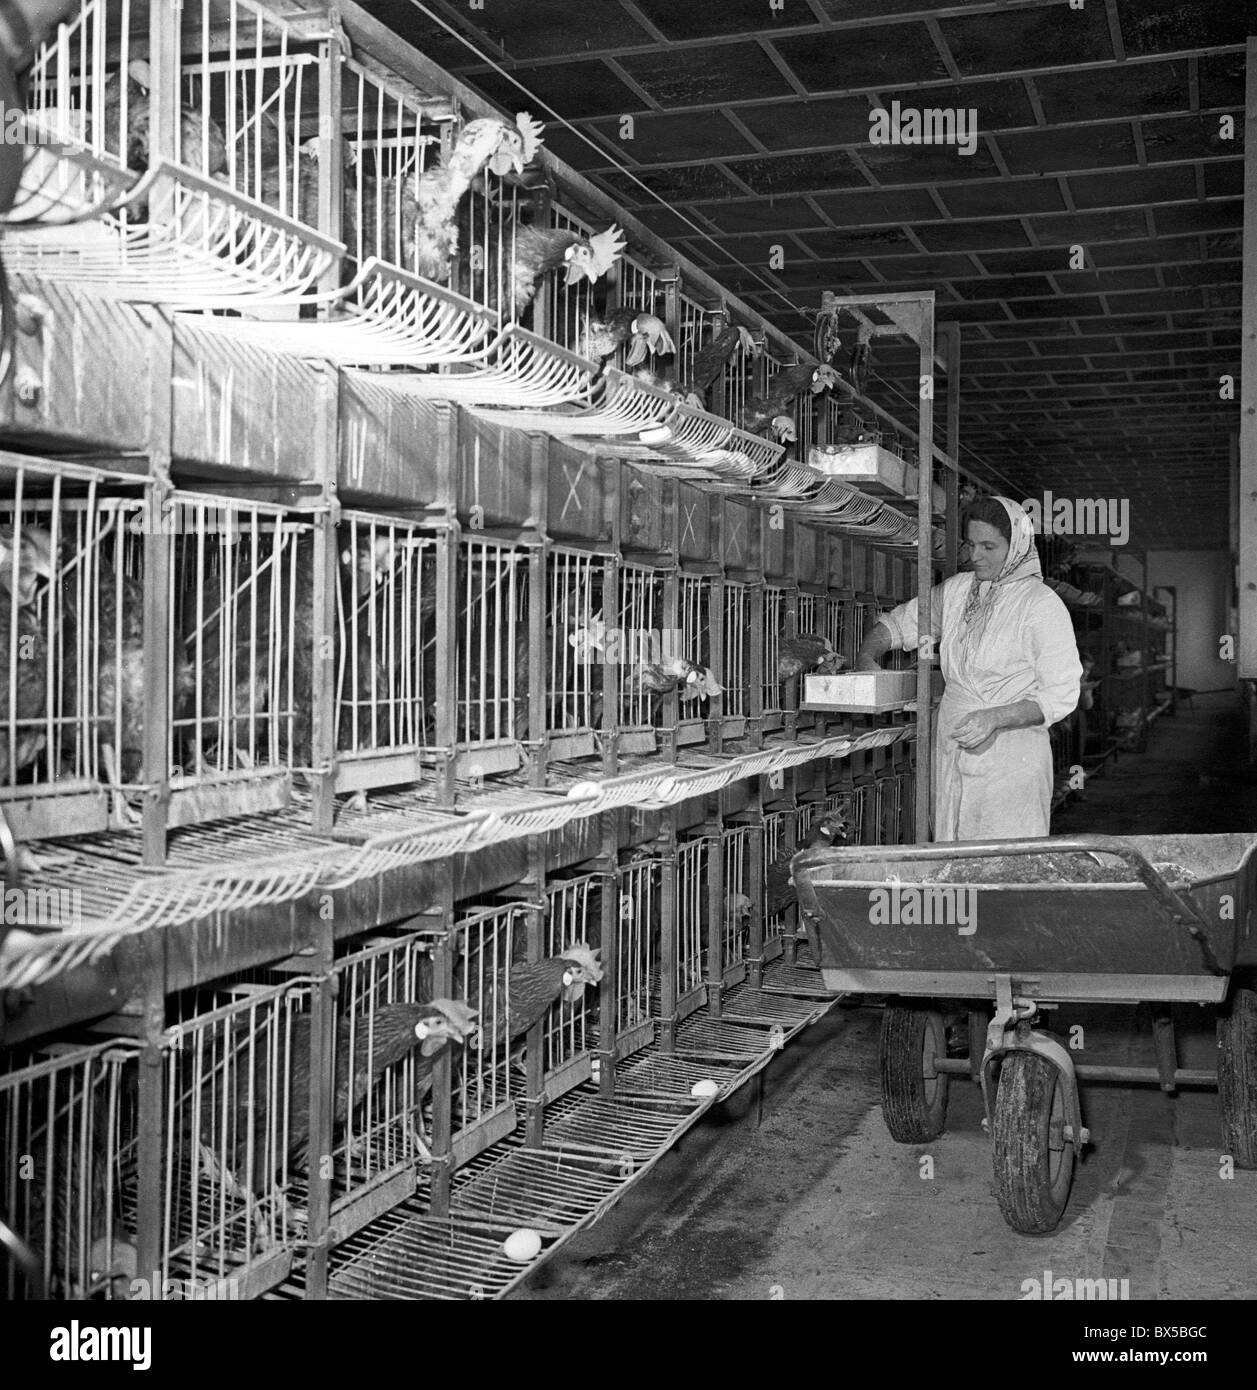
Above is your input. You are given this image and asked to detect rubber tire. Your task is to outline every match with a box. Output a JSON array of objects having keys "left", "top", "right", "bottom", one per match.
[
  {"left": 992, "top": 1050, "right": 1076, "bottom": 1235},
  {"left": 879, "top": 1003, "right": 949, "bottom": 1143},
  {"left": 1218, "top": 985, "right": 1257, "bottom": 1169}
]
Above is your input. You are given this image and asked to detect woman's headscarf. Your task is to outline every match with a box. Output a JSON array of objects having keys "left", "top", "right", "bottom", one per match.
[{"left": 960, "top": 496, "right": 1041, "bottom": 655}]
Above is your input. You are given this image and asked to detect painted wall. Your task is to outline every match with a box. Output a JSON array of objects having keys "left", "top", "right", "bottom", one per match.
[{"left": 1146, "top": 551, "right": 1235, "bottom": 693}]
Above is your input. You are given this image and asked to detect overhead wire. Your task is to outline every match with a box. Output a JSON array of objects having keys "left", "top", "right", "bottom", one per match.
[{"left": 404, "top": 0, "right": 1017, "bottom": 495}]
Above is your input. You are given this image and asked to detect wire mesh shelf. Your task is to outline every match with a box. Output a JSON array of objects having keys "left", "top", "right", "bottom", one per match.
[
  {"left": 2, "top": 160, "right": 342, "bottom": 309},
  {"left": 0, "top": 133, "right": 138, "bottom": 226}
]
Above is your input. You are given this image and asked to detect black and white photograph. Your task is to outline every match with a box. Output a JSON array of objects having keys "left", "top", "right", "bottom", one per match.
[{"left": 0, "top": 0, "right": 1253, "bottom": 1336}]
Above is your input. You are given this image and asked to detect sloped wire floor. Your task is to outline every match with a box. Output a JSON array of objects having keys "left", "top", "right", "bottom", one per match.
[{"left": 271, "top": 954, "right": 839, "bottom": 1299}]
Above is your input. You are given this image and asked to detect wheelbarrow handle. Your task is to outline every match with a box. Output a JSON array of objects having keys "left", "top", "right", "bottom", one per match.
[{"left": 794, "top": 833, "right": 1226, "bottom": 977}]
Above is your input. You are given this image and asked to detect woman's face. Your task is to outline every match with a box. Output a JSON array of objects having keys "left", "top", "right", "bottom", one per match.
[{"left": 967, "top": 519, "right": 1010, "bottom": 582}]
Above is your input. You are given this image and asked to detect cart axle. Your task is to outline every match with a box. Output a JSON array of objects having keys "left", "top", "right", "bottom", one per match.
[{"left": 934, "top": 1058, "right": 1216, "bottom": 1088}]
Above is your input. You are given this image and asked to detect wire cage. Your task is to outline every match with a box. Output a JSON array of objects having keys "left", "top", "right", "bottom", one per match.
[
  {"left": 325, "top": 930, "right": 442, "bottom": 1212},
  {"left": 675, "top": 293, "right": 714, "bottom": 400},
  {"left": 794, "top": 384, "right": 817, "bottom": 460},
  {"left": 720, "top": 326, "right": 757, "bottom": 426},
  {"left": 1, "top": 1037, "right": 140, "bottom": 1300},
  {"left": 173, "top": 0, "right": 325, "bottom": 195},
  {"left": 615, "top": 854, "right": 661, "bottom": 1060},
  {"left": 451, "top": 902, "right": 525, "bottom": 1166},
  {"left": 720, "top": 824, "right": 752, "bottom": 987},
  {"left": 20, "top": 0, "right": 145, "bottom": 207},
  {"left": 897, "top": 764, "right": 916, "bottom": 843},
  {"left": 546, "top": 201, "right": 600, "bottom": 356},
  {"left": 762, "top": 809, "right": 791, "bottom": 949},
  {"left": 720, "top": 580, "right": 751, "bottom": 721},
  {"left": 456, "top": 537, "right": 530, "bottom": 774},
  {"left": 612, "top": 254, "right": 670, "bottom": 375},
  {"left": 0, "top": 466, "right": 151, "bottom": 837},
  {"left": 673, "top": 835, "right": 710, "bottom": 1021},
  {"left": 542, "top": 873, "right": 601, "bottom": 1098},
  {"left": 334, "top": 513, "right": 438, "bottom": 788},
  {"left": 678, "top": 571, "right": 713, "bottom": 739},
  {"left": 545, "top": 548, "right": 606, "bottom": 755},
  {"left": 879, "top": 772, "right": 902, "bottom": 846},
  {"left": 761, "top": 584, "right": 785, "bottom": 721},
  {"left": 615, "top": 562, "right": 667, "bottom": 751},
  {"left": 173, "top": 495, "right": 318, "bottom": 810},
  {"left": 160, "top": 978, "right": 315, "bottom": 1294},
  {"left": 854, "top": 779, "right": 880, "bottom": 847}
]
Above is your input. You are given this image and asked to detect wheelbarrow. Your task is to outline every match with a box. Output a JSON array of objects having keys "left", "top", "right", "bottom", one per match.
[{"left": 791, "top": 833, "right": 1257, "bottom": 1235}]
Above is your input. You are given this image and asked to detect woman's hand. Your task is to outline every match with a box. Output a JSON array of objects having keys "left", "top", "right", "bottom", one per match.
[{"left": 950, "top": 708, "right": 1001, "bottom": 751}]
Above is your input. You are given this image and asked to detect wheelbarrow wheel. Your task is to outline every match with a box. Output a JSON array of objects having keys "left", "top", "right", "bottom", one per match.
[
  {"left": 992, "top": 1050, "right": 1075, "bottom": 1235},
  {"left": 879, "top": 1004, "right": 949, "bottom": 1142},
  {"left": 1218, "top": 985, "right": 1257, "bottom": 1168}
]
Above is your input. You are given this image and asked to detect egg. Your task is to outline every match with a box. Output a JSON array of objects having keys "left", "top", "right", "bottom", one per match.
[
  {"left": 502, "top": 1228, "right": 543, "bottom": 1263},
  {"left": 690, "top": 1079, "right": 720, "bottom": 1100}
]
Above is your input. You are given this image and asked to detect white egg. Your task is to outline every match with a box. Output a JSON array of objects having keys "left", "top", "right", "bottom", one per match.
[
  {"left": 690, "top": 1079, "right": 720, "bottom": 1100},
  {"left": 502, "top": 1228, "right": 543, "bottom": 1263}
]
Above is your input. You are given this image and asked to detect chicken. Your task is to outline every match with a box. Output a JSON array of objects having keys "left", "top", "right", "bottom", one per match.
[
  {"left": 470, "top": 943, "right": 603, "bottom": 1049},
  {"left": 413, "top": 112, "right": 543, "bottom": 281},
  {"left": 777, "top": 633, "right": 845, "bottom": 683},
  {"left": 830, "top": 407, "right": 879, "bottom": 448},
  {"left": 743, "top": 363, "right": 841, "bottom": 436},
  {"left": 581, "top": 308, "right": 675, "bottom": 369},
  {"left": 678, "top": 666, "right": 722, "bottom": 703},
  {"left": 765, "top": 811, "right": 850, "bottom": 917},
  {"left": 476, "top": 220, "right": 627, "bottom": 318},
  {"left": 0, "top": 525, "right": 54, "bottom": 783},
  {"left": 114, "top": 60, "right": 227, "bottom": 176},
  {"left": 189, "top": 998, "right": 477, "bottom": 1198},
  {"left": 636, "top": 654, "right": 705, "bottom": 697},
  {"left": 686, "top": 323, "right": 758, "bottom": 401}
]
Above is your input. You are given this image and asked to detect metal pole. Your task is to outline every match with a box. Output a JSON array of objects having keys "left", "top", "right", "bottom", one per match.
[
  {"left": 1238, "top": 36, "right": 1257, "bottom": 676},
  {"left": 915, "top": 295, "right": 936, "bottom": 844}
]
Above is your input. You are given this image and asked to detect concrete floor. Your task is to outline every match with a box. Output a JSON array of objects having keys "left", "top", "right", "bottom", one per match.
[{"left": 514, "top": 693, "right": 1257, "bottom": 1301}]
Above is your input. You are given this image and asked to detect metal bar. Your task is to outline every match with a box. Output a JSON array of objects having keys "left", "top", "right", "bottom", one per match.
[
  {"left": 944, "top": 322, "right": 961, "bottom": 577},
  {"left": 1241, "top": 35, "right": 1257, "bottom": 676},
  {"left": 302, "top": 908, "right": 335, "bottom": 1299},
  {"left": 915, "top": 293, "right": 936, "bottom": 843}
]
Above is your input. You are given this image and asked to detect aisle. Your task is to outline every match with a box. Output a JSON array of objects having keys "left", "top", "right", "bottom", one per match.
[{"left": 514, "top": 691, "right": 1257, "bottom": 1301}]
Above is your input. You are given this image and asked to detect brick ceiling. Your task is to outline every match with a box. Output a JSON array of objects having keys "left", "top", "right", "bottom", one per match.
[{"left": 368, "top": 0, "right": 1249, "bottom": 551}]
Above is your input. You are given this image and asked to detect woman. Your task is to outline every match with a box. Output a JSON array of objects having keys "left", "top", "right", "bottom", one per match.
[{"left": 857, "top": 496, "right": 1081, "bottom": 841}]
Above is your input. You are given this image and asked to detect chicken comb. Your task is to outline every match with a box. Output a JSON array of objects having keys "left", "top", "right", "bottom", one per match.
[
  {"left": 587, "top": 224, "right": 628, "bottom": 278},
  {"left": 559, "top": 943, "right": 604, "bottom": 981},
  {"left": 515, "top": 111, "right": 545, "bottom": 164}
]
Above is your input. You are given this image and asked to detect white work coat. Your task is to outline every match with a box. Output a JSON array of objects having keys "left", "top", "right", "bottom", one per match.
[{"left": 879, "top": 573, "right": 1082, "bottom": 841}]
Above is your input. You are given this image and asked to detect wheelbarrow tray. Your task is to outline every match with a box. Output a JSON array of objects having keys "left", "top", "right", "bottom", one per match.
[{"left": 792, "top": 833, "right": 1257, "bottom": 1006}]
